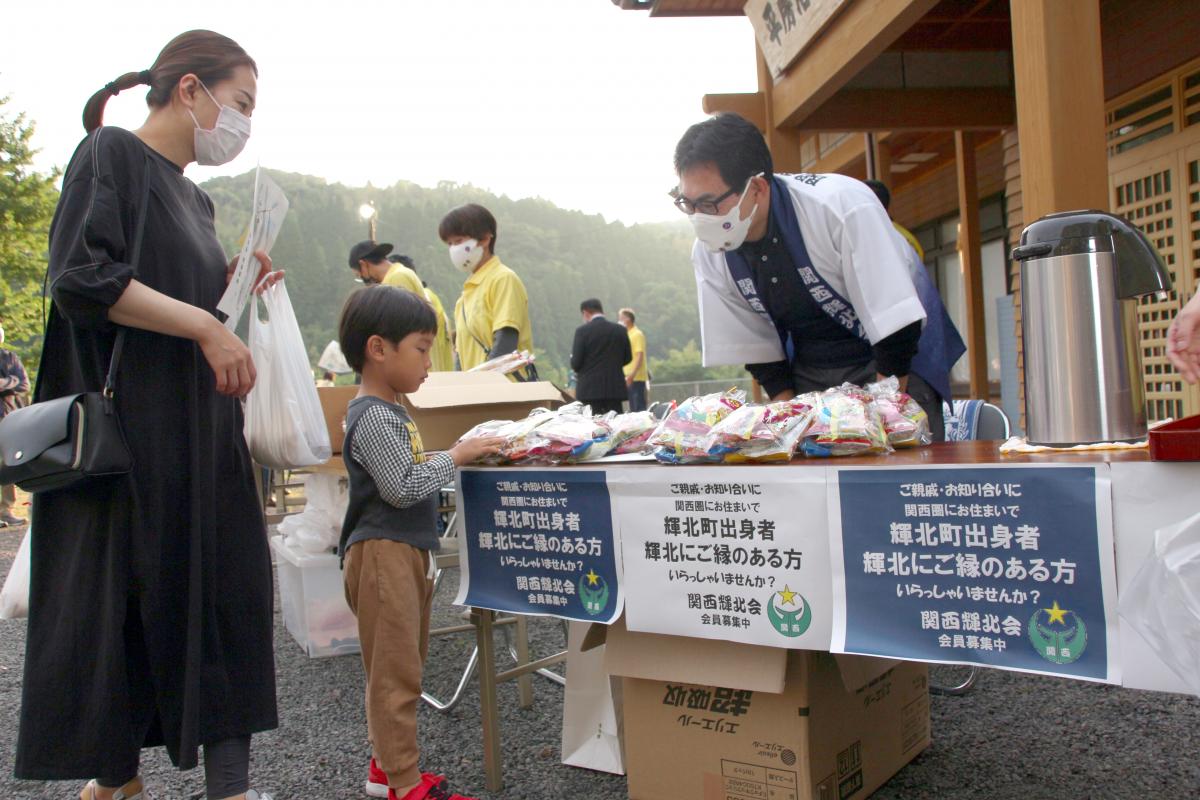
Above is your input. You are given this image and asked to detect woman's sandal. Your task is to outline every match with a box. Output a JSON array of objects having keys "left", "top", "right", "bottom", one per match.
[{"left": 80, "top": 777, "right": 145, "bottom": 800}]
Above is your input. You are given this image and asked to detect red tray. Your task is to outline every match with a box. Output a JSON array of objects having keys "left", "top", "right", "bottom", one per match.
[{"left": 1148, "top": 414, "right": 1200, "bottom": 461}]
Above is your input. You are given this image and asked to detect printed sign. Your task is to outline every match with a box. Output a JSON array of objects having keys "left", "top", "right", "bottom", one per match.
[
  {"left": 745, "top": 0, "right": 852, "bottom": 80},
  {"left": 456, "top": 468, "right": 622, "bottom": 623},
  {"left": 829, "top": 466, "right": 1119, "bottom": 683},
  {"left": 608, "top": 466, "right": 832, "bottom": 649}
]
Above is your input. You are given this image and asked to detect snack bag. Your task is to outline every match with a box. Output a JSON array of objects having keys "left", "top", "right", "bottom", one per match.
[
  {"left": 651, "top": 389, "right": 745, "bottom": 464},
  {"left": 867, "top": 376, "right": 932, "bottom": 448},
  {"left": 609, "top": 410, "right": 665, "bottom": 455},
  {"left": 801, "top": 386, "right": 890, "bottom": 457}
]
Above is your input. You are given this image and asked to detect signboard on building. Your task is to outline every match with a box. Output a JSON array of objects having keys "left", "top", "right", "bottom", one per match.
[{"left": 745, "top": 0, "right": 853, "bottom": 80}]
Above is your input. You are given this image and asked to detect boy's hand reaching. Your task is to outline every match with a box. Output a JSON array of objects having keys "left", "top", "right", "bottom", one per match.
[{"left": 449, "top": 436, "right": 506, "bottom": 466}]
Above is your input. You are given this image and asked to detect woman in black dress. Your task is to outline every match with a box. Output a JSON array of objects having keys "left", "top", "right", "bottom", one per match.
[{"left": 16, "top": 30, "right": 279, "bottom": 800}]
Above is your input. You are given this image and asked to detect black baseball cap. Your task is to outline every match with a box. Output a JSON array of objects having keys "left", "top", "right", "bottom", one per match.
[{"left": 348, "top": 240, "right": 393, "bottom": 269}]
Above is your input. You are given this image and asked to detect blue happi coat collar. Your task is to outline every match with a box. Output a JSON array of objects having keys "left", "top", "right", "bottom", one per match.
[{"left": 723, "top": 174, "right": 964, "bottom": 401}]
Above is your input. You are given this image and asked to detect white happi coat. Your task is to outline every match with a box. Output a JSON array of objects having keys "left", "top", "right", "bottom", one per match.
[{"left": 692, "top": 172, "right": 927, "bottom": 367}]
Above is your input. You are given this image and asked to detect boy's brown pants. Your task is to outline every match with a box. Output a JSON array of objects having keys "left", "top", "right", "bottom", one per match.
[{"left": 344, "top": 539, "right": 434, "bottom": 790}]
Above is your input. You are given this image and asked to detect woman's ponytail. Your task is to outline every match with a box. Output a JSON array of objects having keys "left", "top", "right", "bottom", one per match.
[
  {"left": 80, "top": 32, "right": 255, "bottom": 135},
  {"left": 82, "top": 70, "right": 152, "bottom": 133}
]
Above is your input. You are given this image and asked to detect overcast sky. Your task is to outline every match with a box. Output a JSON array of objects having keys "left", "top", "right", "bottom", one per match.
[{"left": 2, "top": 0, "right": 758, "bottom": 224}]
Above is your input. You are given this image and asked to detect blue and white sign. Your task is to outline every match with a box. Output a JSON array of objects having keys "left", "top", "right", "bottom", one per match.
[
  {"left": 829, "top": 465, "right": 1119, "bottom": 683},
  {"left": 455, "top": 468, "right": 623, "bottom": 623}
]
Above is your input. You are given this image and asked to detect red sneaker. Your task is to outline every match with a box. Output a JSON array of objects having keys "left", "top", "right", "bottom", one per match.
[
  {"left": 365, "top": 757, "right": 389, "bottom": 798},
  {"left": 388, "top": 773, "right": 478, "bottom": 800}
]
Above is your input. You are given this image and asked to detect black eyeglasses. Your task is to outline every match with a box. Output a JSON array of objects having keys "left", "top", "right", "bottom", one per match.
[{"left": 669, "top": 173, "right": 760, "bottom": 215}]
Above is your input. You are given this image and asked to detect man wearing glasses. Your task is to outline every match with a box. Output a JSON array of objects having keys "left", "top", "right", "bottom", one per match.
[
  {"left": 671, "top": 113, "right": 962, "bottom": 439},
  {"left": 347, "top": 240, "right": 425, "bottom": 296}
]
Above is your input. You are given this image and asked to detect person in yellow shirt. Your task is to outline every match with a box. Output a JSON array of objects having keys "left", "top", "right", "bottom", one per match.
[
  {"left": 618, "top": 307, "right": 649, "bottom": 411},
  {"left": 347, "top": 240, "right": 425, "bottom": 295},
  {"left": 438, "top": 204, "right": 536, "bottom": 380},
  {"left": 389, "top": 254, "right": 455, "bottom": 372},
  {"left": 864, "top": 180, "right": 924, "bottom": 260}
]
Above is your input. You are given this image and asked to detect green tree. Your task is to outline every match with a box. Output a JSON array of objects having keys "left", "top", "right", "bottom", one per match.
[{"left": 0, "top": 95, "right": 59, "bottom": 378}]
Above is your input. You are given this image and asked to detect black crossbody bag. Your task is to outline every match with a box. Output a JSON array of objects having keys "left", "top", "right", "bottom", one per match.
[{"left": 0, "top": 160, "right": 151, "bottom": 493}]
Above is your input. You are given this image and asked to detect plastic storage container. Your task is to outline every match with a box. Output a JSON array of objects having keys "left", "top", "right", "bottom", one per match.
[{"left": 271, "top": 535, "right": 360, "bottom": 658}]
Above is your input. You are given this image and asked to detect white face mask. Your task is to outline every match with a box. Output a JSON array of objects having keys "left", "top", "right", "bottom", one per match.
[
  {"left": 189, "top": 82, "right": 251, "bottom": 166},
  {"left": 449, "top": 239, "right": 485, "bottom": 274},
  {"left": 689, "top": 175, "right": 761, "bottom": 253}
]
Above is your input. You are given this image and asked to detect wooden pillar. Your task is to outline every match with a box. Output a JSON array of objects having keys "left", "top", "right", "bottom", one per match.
[
  {"left": 956, "top": 130, "right": 989, "bottom": 399},
  {"left": 874, "top": 138, "right": 892, "bottom": 187},
  {"left": 1010, "top": 0, "right": 1109, "bottom": 221},
  {"left": 757, "top": 45, "right": 804, "bottom": 172}
]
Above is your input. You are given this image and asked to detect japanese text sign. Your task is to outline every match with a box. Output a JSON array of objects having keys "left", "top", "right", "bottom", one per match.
[
  {"left": 609, "top": 467, "right": 832, "bottom": 648},
  {"left": 745, "top": 0, "right": 851, "bottom": 80},
  {"left": 456, "top": 468, "right": 622, "bottom": 623},
  {"left": 829, "top": 466, "right": 1119, "bottom": 683}
]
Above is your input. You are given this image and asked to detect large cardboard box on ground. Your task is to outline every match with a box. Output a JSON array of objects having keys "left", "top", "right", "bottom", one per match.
[
  {"left": 603, "top": 618, "right": 930, "bottom": 800},
  {"left": 401, "top": 371, "right": 562, "bottom": 450}
]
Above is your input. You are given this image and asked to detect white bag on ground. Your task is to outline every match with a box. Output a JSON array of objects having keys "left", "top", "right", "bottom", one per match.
[
  {"left": 1, "top": 527, "right": 31, "bottom": 620},
  {"left": 279, "top": 474, "right": 348, "bottom": 554},
  {"left": 244, "top": 281, "right": 332, "bottom": 469},
  {"left": 1119, "top": 510, "right": 1200, "bottom": 697},
  {"left": 561, "top": 621, "right": 625, "bottom": 774}
]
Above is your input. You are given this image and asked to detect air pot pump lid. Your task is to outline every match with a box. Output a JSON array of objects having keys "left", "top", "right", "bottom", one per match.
[{"left": 1012, "top": 210, "right": 1172, "bottom": 299}]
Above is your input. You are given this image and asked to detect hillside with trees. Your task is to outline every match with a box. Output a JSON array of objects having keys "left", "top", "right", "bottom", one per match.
[{"left": 203, "top": 170, "right": 746, "bottom": 386}]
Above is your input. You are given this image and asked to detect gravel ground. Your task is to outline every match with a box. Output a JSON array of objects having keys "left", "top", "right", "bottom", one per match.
[{"left": 0, "top": 522, "right": 1198, "bottom": 799}]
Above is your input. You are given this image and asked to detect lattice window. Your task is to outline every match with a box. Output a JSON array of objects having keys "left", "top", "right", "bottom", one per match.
[
  {"left": 1113, "top": 165, "right": 1185, "bottom": 422},
  {"left": 1107, "top": 84, "right": 1175, "bottom": 156}
]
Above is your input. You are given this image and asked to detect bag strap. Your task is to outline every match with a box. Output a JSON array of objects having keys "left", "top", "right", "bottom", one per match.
[{"left": 102, "top": 152, "right": 153, "bottom": 400}]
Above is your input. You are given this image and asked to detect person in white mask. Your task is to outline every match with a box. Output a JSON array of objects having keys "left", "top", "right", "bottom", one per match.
[
  {"left": 438, "top": 203, "right": 537, "bottom": 380},
  {"left": 672, "top": 113, "right": 964, "bottom": 438},
  {"left": 16, "top": 30, "right": 279, "bottom": 800}
]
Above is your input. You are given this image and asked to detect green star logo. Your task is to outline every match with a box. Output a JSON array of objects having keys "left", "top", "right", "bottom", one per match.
[
  {"left": 766, "top": 585, "right": 812, "bottom": 638},
  {"left": 578, "top": 569, "right": 610, "bottom": 616},
  {"left": 1028, "top": 601, "right": 1088, "bottom": 664}
]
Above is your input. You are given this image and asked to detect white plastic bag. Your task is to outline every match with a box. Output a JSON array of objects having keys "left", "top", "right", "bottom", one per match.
[
  {"left": 279, "top": 474, "right": 348, "bottom": 554},
  {"left": 1119, "top": 510, "right": 1200, "bottom": 697},
  {"left": 317, "top": 340, "right": 352, "bottom": 375},
  {"left": 244, "top": 281, "right": 332, "bottom": 469},
  {"left": 1, "top": 527, "right": 31, "bottom": 620}
]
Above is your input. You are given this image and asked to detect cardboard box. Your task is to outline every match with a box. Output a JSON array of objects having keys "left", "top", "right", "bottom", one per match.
[
  {"left": 401, "top": 371, "right": 562, "bottom": 450},
  {"left": 271, "top": 535, "right": 360, "bottom": 658},
  {"left": 317, "top": 386, "right": 357, "bottom": 454},
  {"left": 608, "top": 618, "right": 930, "bottom": 800}
]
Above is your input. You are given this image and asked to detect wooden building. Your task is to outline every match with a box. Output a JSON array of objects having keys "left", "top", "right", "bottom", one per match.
[{"left": 615, "top": 0, "right": 1200, "bottom": 422}]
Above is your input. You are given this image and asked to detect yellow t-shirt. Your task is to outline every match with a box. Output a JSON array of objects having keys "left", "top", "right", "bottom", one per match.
[
  {"left": 453, "top": 255, "right": 533, "bottom": 373},
  {"left": 424, "top": 286, "right": 455, "bottom": 373},
  {"left": 624, "top": 325, "right": 648, "bottom": 381},
  {"left": 894, "top": 222, "right": 924, "bottom": 262},
  {"left": 382, "top": 262, "right": 425, "bottom": 295},
  {"left": 384, "top": 263, "right": 453, "bottom": 371}
]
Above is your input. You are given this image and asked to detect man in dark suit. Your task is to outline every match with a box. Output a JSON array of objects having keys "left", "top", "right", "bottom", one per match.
[{"left": 570, "top": 299, "right": 632, "bottom": 415}]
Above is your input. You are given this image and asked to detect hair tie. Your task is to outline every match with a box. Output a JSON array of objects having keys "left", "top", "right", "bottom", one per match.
[
  {"left": 138, "top": 69, "right": 152, "bottom": 84},
  {"left": 104, "top": 81, "right": 120, "bottom": 96}
]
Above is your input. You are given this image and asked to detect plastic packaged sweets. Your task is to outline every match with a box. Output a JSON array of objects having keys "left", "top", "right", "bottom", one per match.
[
  {"left": 467, "top": 349, "right": 536, "bottom": 374},
  {"left": 801, "top": 386, "right": 891, "bottom": 457},
  {"left": 867, "top": 376, "right": 932, "bottom": 448},
  {"left": 608, "top": 410, "right": 666, "bottom": 455},
  {"left": 651, "top": 389, "right": 746, "bottom": 464}
]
